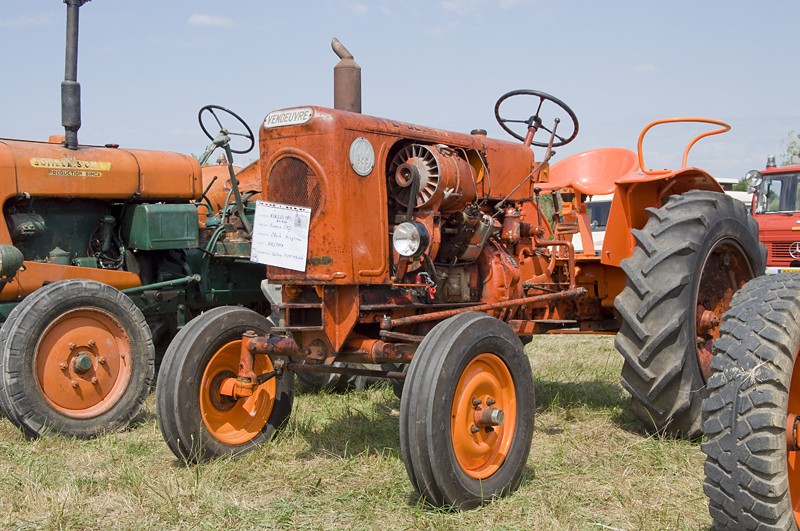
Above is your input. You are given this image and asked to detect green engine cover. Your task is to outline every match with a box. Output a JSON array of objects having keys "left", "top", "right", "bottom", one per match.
[{"left": 122, "top": 204, "right": 199, "bottom": 250}]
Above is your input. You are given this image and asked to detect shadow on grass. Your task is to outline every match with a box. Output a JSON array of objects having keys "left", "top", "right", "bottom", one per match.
[
  {"left": 534, "top": 378, "right": 628, "bottom": 411},
  {"left": 287, "top": 396, "right": 402, "bottom": 460}
]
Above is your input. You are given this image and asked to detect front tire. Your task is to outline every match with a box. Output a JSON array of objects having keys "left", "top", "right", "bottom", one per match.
[
  {"left": 0, "top": 279, "right": 154, "bottom": 438},
  {"left": 702, "top": 273, "right": 800, "bottom": 530},
  {"left": 156, "top": 306, "right": 294, "bottom": 463},
  {"left": 399, "top": 312, "right": 535, "bottom": 509},
  {"left": 614, "top": 190, "right": 764, "bottom": 438}
]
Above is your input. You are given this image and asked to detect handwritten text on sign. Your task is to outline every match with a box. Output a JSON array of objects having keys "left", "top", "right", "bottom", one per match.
[{"left": 250, "top": 201, "right": 310, "bottom": 272}]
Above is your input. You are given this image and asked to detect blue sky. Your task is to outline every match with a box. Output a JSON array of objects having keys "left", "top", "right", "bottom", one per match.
[{"left": 2, "top": 1, "right": 798, "bottom": 180}]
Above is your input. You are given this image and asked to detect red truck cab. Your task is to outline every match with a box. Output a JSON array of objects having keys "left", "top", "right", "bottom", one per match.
[{"left": 747, "top": 156, "right": 800, "bottom": 273}]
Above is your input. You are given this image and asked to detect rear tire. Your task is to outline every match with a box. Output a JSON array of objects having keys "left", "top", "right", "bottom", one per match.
[
  {"left": 156, "top": 306, "right": 293, "bottom": 463},
  {"left": 399, "top": 312, "right": 534, "bottom": 509},
  {"left": 0, "top": 279, "right": 154, "bottom": 438},
  {"left": 614, "top": 190, "right": 764, "bottom": 438},
  {"left": 702, "top": 273, "right": 800, "bottom": 531}
]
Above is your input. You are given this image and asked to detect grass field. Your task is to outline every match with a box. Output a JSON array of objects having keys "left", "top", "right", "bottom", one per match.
[{"left": 0, "top": 335, "right": 712, "bottom": 530}]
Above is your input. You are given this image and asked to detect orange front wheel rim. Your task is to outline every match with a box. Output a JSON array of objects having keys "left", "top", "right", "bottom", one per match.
[
  {"left": 451, "top": 353, "right": 517, "bottom": 479},
  {"left": 35, "top": 308, "right": 133, "bottom": 419},
  {"left": 199, "top": 341, "right": 276, "bottom": 445}
]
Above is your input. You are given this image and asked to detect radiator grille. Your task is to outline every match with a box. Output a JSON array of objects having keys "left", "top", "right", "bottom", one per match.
[
  {"left": 266, "top": 157, "right": 322, "bottom": 216},
  {"left": 770, "top": 242, "right": 797, "bottom": 264}
]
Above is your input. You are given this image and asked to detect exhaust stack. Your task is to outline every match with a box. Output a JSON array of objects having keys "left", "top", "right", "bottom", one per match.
[
  {"left": 62, "top": 0, "right": 90, "bottom": 150},
  {"left": 331, "top": 38, "right": 361, "bottom": 114}
]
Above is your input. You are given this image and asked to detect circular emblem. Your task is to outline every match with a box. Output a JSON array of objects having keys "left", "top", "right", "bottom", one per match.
[
  {"left": 349, "top": 137, "right": 374, "bottom": 176},
  {"left": 791, "top": 242, "right": 800, "bottom": 260}
]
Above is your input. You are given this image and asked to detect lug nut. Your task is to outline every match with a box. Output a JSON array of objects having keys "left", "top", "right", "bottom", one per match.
[
  {"left": 90, "top": 377, "right": 98, "bottom": 384},
  {"left": 59, "top": 362, "right": 68, "bottom": 370},
  {"left": 470, "top": 425, "right": 480, "bottom": 434},
  {"left": 68, "top": 343, "right": 76, "bottom": 349},
  {"left": 98, "top": 357, "right": 107, "bottom": 364},
  {"left": 88, "top": 340, "right": 96, "bottom": 347},
  {"left": 486, "top": 398, "right": 496, "bottom": 406},
  {"left": 70, "top": 380, "right": 79, "bottom": 388},
  {"left": 472, "top": 398, "right": 482, "bottom": 407}
]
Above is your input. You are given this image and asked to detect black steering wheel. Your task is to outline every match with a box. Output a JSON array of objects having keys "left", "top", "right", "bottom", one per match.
[
  {"left": 198, "top": 105, "right": 255, "bottom": 154},
  {"left": 494, "top": 89, "right": 579, "bottom": 147}
]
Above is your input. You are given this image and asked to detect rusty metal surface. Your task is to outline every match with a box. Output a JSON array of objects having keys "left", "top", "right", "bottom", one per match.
[{"left": 381, "top": 287, "right": 586, "bottom": 330}]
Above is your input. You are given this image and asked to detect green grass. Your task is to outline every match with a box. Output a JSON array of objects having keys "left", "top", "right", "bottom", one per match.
[{"left": 0, "top": 335, "right": 711, "bottom": 530}]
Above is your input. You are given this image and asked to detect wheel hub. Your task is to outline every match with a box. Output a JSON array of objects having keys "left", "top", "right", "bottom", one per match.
[
  {"left": 71, "top": 352, "right": 94, "bottom": 374},
  {"left": 473, "top": 402, "right": 505, "bottom": 429}
]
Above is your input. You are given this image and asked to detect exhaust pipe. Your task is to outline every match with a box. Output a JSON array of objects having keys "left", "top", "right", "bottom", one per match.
[
  {"left": 331, "top": 38, "right": 361, "bottom": 114},
  {"left": 62, "top": 0, "right": 90, "bottom": 150}
]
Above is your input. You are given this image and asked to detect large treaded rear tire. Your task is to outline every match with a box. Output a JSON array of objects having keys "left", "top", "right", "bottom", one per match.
[
  {"left": 614, "top": 190, "right": 764, "bottom": 438},
  {"left": 702, "top": 273, "right": 800, "bottom": 531}
]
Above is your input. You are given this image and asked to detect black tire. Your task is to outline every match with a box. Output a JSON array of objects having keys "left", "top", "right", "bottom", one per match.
[
  {"left": 399, "top": 312, "right": 535, "bottom": 509},
  {"left": 702, "top": 273, "right": 800, "bottom": 531},
  {"left": 0, "top": 279, "right": 154, "bottom": 438},
  {"left": 614, "top": 190, "right": 764, "bottom": 438},
  {"left": 155, "top": 306, "right": 293, "bottom": 463},
  {"left": 0, "top": 307, "right": 28, "bottom": 433}
]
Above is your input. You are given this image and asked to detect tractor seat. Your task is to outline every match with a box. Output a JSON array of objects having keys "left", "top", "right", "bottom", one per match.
[{"left": 544, "top": 148, "right": 639, "bottom": 197}]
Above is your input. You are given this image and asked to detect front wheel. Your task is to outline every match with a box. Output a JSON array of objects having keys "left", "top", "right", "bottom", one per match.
[
  {"left": 702, "top": 273, "right": 800, "bottom": 530},
  {"left": 614, "top": 190, "right": 764, "bottom": 438},
  {"left": 155, "top": 306, "right": 293, "bottom": 463},
  {"left": 0, "top": 279, "right": 154, "bottom": 439},
  {"left": 399, "top": 312, "right": 535, "bottom": 509}
]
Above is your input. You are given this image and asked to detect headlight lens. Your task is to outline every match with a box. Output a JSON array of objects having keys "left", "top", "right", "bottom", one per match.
[
  {"left": 745, "top": 170, "right": 763, "bottom": 188},
  {"left": 393, "top": 221, "right": 429, "bottom": 257}
]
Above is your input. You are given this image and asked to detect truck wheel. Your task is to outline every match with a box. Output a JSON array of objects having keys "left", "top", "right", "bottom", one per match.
[
  {"left": 615, "top": 190, "right": 764, "bottom": 438},
  {"left": 0, "top": 279, "right": 154, "bottom": 439},
  {"left": 155, "top": 307, "right": 293, "bottom": 463},
  {"left": 399, "top": 312, "right": 534, "bottom": 509},
  {"left": 702, "top": 273, "right": 800, "bottom": 531}
]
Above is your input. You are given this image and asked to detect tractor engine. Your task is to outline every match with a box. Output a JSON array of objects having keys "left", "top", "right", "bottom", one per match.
[{"left": 259, "top": 106, "right": 550, "bottom": 355}]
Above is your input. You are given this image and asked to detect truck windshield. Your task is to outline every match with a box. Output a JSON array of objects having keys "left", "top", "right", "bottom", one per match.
[
  {"left": 756, "top": 171, "right": 800, "bottom": 214},
  {"left": 586, "top": 200, "right": 612, "bottom": 229}
]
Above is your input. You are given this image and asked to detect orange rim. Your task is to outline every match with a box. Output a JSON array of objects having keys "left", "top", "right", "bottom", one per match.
[
  {"left": 789, "top": 348, "right": 800, "bottom": 525},
  {"left": 451, "top": 353, "right": 517, "bottom": 479},
  {"left": 35, "top": 308, "right": 133, "bottom": 419},
  {"left": 199, "top": 340, "right": 276, "bottom": 445}
]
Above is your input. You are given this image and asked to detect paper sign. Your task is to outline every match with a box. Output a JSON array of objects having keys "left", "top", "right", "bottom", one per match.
[{"left": 250, "top": 201, "right": 311, "bottom": 272}]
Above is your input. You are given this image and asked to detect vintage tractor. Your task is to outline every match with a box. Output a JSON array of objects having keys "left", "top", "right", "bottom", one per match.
[
  {"left": 701, "top": 272, "right": 800, "bottom": 530},
  {"left": 153, "top": 37, "right": 765, "bottom": 508},
  {"left": 0, "top": 1, "right": 272, "bottom": 439}
]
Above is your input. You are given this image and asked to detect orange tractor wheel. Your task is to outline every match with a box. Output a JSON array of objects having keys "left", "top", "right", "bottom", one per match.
[
  {"left": 702, "top": 273, "right": 800, "bottom": 530},
  {"left": 155, "top": 306, "right": 294, "bottom": 463},
  {"left": 614, "top": 190, "right": 764, "bottom": 438},
  {"left": 399, "top": 312, "right": 534, "bottom": 509},
  {"left": 0, "top": 279, "right": 154, "bottom": 438}
]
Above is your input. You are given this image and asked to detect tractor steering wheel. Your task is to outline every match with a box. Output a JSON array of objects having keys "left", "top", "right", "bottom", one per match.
[
  {"left": 494, "top": 89, "right": 579, "bottom": 147},
  {"left": 198, "top": 105, "right": 255, "bottom": 154}
]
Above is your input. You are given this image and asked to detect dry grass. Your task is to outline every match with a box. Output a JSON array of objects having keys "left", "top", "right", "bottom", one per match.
[{"left": 0, "top": 335, "right": 712, "bottom": 530}]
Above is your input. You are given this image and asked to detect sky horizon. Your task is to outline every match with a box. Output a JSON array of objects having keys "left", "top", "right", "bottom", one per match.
[{"left": 2, "top": 1, "right": 798, "bottom": 181}]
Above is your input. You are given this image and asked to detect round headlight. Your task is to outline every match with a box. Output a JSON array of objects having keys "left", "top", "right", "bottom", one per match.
[
  {"left": 745, "top": 170, "right": 763, "bottom": 188},
  {"left": 393, "top": 221, "right": 429, "bottom": 258}
]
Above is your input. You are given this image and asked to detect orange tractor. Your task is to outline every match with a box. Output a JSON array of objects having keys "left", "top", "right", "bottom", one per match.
[
  {"left": 154, "top": 39, "right": 765, "bottom": 508},
  {"left": 0, "top": 1, "right": 273, "bottom": 439}
]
